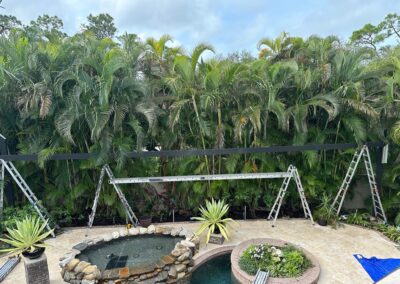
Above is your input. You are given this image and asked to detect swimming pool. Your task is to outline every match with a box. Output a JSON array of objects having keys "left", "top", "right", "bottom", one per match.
[{"left": 191, "top": 253, "right": 239, "bottom": 284}]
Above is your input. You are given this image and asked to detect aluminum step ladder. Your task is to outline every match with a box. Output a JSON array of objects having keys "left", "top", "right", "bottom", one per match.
[
  {"left": 268, "top": 165, "right": 314, "bottom": 227},
  {"left": 0, "top": 160, "right": 55, "bottom": 237},
  {"left": 331, "top": 145, "right": 387, "bottom": 222},
  {"left": 0, "top": 257, "right": 20, "bottom": 282},
  {"left": 88, "top": 164, "right": 138, "bottom": 228},
  {"left": 252, "top": 269, "right": 269, "bottom": 284}
]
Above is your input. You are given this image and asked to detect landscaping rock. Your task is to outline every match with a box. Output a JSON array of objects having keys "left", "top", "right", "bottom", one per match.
[
  {"left": 175, "top": 264, "right": 186, "bottom": 273},
  {"left": 168, "top": 265, "right": 177, "bottom": 278},
  {"left": 112, "top": 231, "right": 120, "bottom": 239},
  {"left": 174, "top": 243, "right": 186, "bottom": 250},
  {"left": 179, "top": 228, "right": 188, "bottom": 237},
  {"left": 162, "top": 227, "right": 172, "bottom": 234},
  {"left": 74, "top": 261, "right": 90, "bottom": 273},
  {"left": 154, "top": 271, "right": 168, "bottom": 282},
  {"left": 180, "top": 240, "right": 195, "bottom": 248},
  {"left": 155, "top": 226, "right": 168, "bottom": 234},
  {"left": 139, "top": 227, "right": 148, "bottom": 234},
  {"left": 82, "top": 273, "right": 96, "bottom": 281},
  {"left": 184, "top": 231, "right": 194, "bottom": 239},
  {"left": 128, "top": 228, "right": 139, "bottom": 235},
  {"left": 177, "top": 251, "right": 191, "bottom": 262},
  {"left": 63, "top": 271, "right": 74, "bottom": 282},
  {"left": 148, "top": 224, "right": 156, "bottom": 233},
  {"left": 190, "top": 236, "right": 200, "bottom": 246},
  {"left": 104, "top": 234, "right": 113, "bottom": 242},
  {"left": 119, "top": 229, "right": 128, "bottom": 237},
  {"left": 66, "top": 259, "right": 80, "bottom": 272},
  {"left": 177, "top": 272, "right": 186, "bottom": 279},
  {"left": 170, "top": 227, "right": 182, "bottom": 236},
  {"left": 82, "top": 265, "right": 97, "bottom": 275},
  {"left": 171, "top": 248, "right": 187, "bottom": 257}
]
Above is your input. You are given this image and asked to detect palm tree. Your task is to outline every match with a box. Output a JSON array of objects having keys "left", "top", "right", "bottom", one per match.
[{"left": 165, "top": 43, "right": 214, "bottom": 172}]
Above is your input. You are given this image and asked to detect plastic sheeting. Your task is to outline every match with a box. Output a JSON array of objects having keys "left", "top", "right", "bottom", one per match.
[{"left": 354, "top": 254, "right": 400, "bottom": 283}]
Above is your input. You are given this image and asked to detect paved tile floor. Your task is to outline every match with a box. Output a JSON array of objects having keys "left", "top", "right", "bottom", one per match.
[{"left": 1, "top": 219, "right": 399, "bottom": 283}]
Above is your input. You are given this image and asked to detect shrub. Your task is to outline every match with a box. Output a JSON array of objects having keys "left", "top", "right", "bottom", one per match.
[
  {"left": 346, "top": 210, "right": 370, "bottom": 227},
  {"left": 1, "top": 205, "right": 39, "bottom": 232}
]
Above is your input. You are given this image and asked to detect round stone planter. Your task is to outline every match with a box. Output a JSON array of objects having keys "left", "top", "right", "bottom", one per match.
[
  {"left": 59, "top": 225, "right": 200, "bottom": 284},
  {"left": 231, "top": 238, "right": 320, "bottom": 284}
]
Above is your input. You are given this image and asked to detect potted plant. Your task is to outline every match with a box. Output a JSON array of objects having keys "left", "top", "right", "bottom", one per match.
[
  {"left": 0, "top": 216, "right": 53, "bottom": 259},
  {"left": 191, "top": 198, "right": 237, "bottom": 245},
  {"left": 139, "top": 215, "right": 153, "bottom": 228},
  {"left": 313, "top": 194, "right": 337, "bottom": 227}
]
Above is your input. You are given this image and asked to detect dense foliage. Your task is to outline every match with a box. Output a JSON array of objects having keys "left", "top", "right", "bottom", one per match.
[
  {"left": 344, "top": 211, "right": 400, "bottom": 244},
  {"left": 239, "top": 244, "right": 311, "bottom": 277},
  {"left": 0, "top": 13, "right": 400, "bottom": 226}
]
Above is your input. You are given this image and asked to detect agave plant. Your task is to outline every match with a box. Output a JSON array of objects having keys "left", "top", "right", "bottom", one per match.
[
  {"left": 191, "top": 199, "right": 237, "bottom": 244},
  {"left": 0, "top": 216, "right": 53, "bottom": 256}
]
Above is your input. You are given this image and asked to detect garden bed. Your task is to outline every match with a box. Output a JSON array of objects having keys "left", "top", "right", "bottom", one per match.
[{"left": 231, "top": 238, "right": 320, "bottom": 284}]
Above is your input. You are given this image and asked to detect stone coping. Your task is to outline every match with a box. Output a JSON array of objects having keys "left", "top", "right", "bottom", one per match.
[
  {"left": 59, "top": 225, "right": 200, "bottom": 283},
  {"left": 192, "top": 245, "right": 235, "bottom": 271},
  {"left": 231, "top": 238, "right": 320, "bottom": 284}
]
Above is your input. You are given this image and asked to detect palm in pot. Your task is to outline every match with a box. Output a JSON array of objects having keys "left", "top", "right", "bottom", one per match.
[
  {"left": 0, "top": 216, "right": 53, "bottom": 259},
  {"left": 192, "top": 199, "right": 237, "bottom": 244}
]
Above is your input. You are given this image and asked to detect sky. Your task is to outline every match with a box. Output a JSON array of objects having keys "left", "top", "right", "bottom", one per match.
[{"left": 2, "top": 0, "right": 400, "bottom": 55}]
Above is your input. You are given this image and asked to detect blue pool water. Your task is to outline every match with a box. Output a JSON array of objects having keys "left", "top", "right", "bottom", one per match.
[
  {"left": 191, "top": 253, "right": 238, "bottom": 284},
  {"left": 77, "top": 235, "right": 183, "bottom": 270}
]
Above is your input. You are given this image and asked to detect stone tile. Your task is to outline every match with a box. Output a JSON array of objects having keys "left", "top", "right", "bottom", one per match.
[
  {"left": 160, "top": 255, "right": 175, "bottom": 265},
  {"left": 129, "top": 264, "right": 156, "bottom": 276}
]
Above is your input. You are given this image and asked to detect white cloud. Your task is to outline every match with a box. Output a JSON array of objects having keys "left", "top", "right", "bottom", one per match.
[{"left": 1, "top": 0, "right": 398, "bottom": 55}]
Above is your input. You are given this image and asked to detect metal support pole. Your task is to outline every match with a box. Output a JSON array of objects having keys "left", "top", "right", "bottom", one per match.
[
  {"left": 0, "top": 135, "right": 6, "bottom": 227},
  {"left": 375, "top": 145, "right": 385, "bottom": 192},
  {"left": 0, "top": 162, "right": 4, "bottom": 229}
]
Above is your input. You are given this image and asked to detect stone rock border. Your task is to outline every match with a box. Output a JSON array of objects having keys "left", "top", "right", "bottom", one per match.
[
  {"left": 231, "top": 238, "right": 320, "bottom": 284},
  {"left": 59, "top": 225, "right": 199, "bottom": 284}
]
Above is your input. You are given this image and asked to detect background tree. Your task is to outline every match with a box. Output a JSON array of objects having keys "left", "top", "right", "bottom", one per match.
[
  {"left": 382, "top": 13, "right": 400, "bottom": 39},
  {"left": 82, "top": 13, "right": 117, "bottom": 39},
  {"left": 350, "top": 23, "right": 387, "bottom": 52},
  {"left": 0, "top": 14, "right": 22, "bottom": 34}
]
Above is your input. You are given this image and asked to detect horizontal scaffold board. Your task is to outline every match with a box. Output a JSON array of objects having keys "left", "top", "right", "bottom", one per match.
[{"left": 109, "top": 172, "right": 291, "bottom": 184}]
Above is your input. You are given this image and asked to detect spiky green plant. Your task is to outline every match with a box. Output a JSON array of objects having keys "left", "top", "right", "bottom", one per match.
[
  {"left": 0, "top": 216, "right": 53, "bottom": 255},
  {"left": 191, "top": 199, "right": 237, "bottom": 244}
]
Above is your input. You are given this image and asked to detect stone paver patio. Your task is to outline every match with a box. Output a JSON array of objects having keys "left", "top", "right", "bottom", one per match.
[{"left": 1, "top": 219, "right": 399, "bottom": 283}]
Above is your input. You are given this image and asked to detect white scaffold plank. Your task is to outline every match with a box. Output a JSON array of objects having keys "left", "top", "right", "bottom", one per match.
[{"left": 109, "top": 172, "right": 291, "bottom": 184}]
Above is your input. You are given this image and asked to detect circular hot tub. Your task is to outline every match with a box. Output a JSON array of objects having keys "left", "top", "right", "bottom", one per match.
[
  {"left": 59, "top": 226, "right": 199, "bottom": 283},
  {"left": 77, "top": 234, "right": 183, "bottom": 270}
]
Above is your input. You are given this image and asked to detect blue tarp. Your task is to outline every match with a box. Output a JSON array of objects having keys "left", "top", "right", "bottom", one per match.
[{"left": 354, "top": 254, "right": 400, "bottom": 283}]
